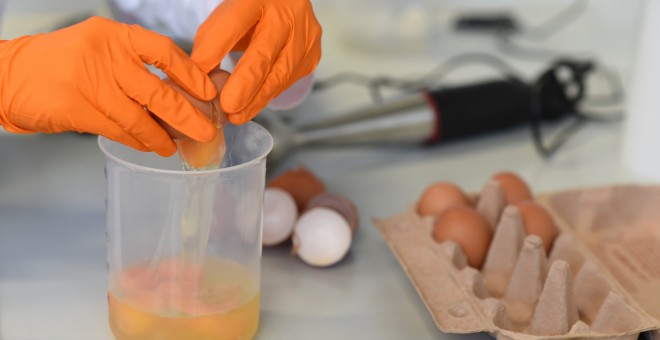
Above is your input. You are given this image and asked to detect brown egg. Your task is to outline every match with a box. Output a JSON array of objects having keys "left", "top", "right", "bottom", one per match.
[
  {"left": 160, "top": 69, "right": 230, "bottom": 139},
  {"left": 305, "top": 192, "right": 359, "bottom": 234},
  {"left": 515, "top": 201, "right": 559, "bottom": 253},
  {"left": 269, "top": 167, "right": 326, "bottom": 210},
  {"left": 160, "top": 70, "right": 230, "bottom": 169},
  {"left": 492, "top": 172, "right": 533, "bottom": 204},
  {"left": 417, "top": 182, "right": 471, "bottom": 217},
  {"left": 433, "top": 206, "right": 492, "bottom": 268}
]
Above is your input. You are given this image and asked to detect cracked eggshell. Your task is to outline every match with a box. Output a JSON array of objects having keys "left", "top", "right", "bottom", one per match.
[
  {"left": 163, "top": 70, "right": 230, "bottom": 169},
  {"left": 292, "top": 207, "right": 352, "bottom": 267},
  {"left": 269, "top": 166, "right": 326, "bottom": 210},
  {"left": 305, "top": 192, "right": 360, "bottom": 234},
  {"left": 262, "top": 188, "right": 298, "bottom": 246}
]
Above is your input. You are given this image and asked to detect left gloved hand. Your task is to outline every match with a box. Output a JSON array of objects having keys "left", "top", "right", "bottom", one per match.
[
  {"left": 0, "top": 17, "right": 217, "bottom": 156},
  {"left": 191, "top": 0, "right": 322, "bottom": 125}
]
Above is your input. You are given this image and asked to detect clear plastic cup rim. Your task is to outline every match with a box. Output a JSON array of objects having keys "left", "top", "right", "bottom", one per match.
[{"left": 98, "top": 121, "right": 274, "bottom": 176}]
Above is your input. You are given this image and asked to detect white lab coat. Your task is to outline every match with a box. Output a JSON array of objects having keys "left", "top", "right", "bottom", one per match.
[
  {"left": 111, "top": 0, "right": 312, "bottom": 110},
  {"left": 112, "top": 0, "right": 220, "bottom": 43}
]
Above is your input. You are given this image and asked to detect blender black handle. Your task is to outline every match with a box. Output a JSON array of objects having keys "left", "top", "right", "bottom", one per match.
[{"left": 424, "top": 79, "right": 535, "bottom": 144}]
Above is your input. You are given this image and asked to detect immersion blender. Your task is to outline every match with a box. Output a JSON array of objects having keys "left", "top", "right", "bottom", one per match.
[{"left": 258, "top": 60, "right": 585, "bottom": 166}]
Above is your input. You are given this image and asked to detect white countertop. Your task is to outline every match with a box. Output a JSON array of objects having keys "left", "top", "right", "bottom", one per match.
[{"left": 0, "top": 1, "right": 651, "bottom": 339}]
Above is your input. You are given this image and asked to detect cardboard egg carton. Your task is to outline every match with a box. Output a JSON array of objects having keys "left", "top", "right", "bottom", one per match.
[{"left": 374, "top": 183, "right": 660, "bottom": 339}]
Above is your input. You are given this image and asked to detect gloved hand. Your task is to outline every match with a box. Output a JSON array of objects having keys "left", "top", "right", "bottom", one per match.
[
  {"left": 192, "top": 0, "right": 322, "bottom": 125},
  {"left": 0, "top": 16, "right": 218, "bottom": 157}
]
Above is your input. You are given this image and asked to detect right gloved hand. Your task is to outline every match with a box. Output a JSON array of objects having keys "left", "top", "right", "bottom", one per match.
[
  {"left": 0, "top": 16, "right": 218, "bottom": 157},
  {"left": 191, "top": 0, "right": 322, "bottom": 125}
]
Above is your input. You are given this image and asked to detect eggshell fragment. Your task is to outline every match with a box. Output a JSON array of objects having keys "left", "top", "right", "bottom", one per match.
[
  {"left": 162, "top": 69, "right": 230, "bottom": 169},
  {"left": 492, "top": 172, "right": 533, "bottom": 205},
  {"left": 305, "top": 192, "right": 359, "bottom": 234},
  {"left": 269, "top": 167, "right": 326, "bottom": 210},
  {"left": 160, "top": 69, "right": 230, "bottom": 138},
  {"left": 262, "top": 188, "right": 298, "bottom": 246},
  {"left": 292, "top": 207, "right": 352, "bottom": 267},
  {"left": 516, "top": 200, "right": 559, "bottom": 253},
  {"left": 433, "top": 206, "right": 492, "bottom": 268},
  {"left": 417, "top": 182, "right": 471, "bottom": 218}
]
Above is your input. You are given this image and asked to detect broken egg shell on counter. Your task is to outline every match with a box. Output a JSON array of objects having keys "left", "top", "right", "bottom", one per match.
[
  {"left": 269, "top": 166, "right": 326, "bottom": 210},
  {"left": 292, "top": 207, "right": 352, "bottom": 267},
  {"left": 262, "top": 188, "right": 298, "bottom": 247},
  {"left": 304, "top": 192, "right": 359, "bottom": 234},
  {"left": 433, "top": 206, "right": 492, "bottom": 269},
  {"left": 492, "top": 172, "right": 533, "bottom": 205},
  {"left": 516, "top": 200, "right": 559, "bottom": 253},
  {"left": 417, "top": 182, "right": 472, "bottom": 218}
]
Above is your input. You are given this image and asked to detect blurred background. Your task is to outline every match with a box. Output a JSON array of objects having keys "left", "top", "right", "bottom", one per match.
[
  {"left": 0, "top": 0, "right": 643, "bottom": 138},
  {"left": 0, "top": 1, "right": 654, "bottom": 339},
  {"left": 0, "top": 0, "right": 644, "bottom": 174}
]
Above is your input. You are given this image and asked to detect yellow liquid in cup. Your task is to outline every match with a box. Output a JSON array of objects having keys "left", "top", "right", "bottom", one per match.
[{"left": 108, "top": 258, "right": 259, "bottom": 340}]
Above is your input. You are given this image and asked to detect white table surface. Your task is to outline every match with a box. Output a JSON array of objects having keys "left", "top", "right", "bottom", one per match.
[{"left": 0, "top": 1, "right": 651, "bottom": 339}]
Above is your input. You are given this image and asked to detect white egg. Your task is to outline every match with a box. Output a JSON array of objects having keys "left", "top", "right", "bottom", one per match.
[
  {"left": 292, "top": 207, "right": 352, "bottom": 267},
  {"left": 262, "top": 188, "right": 298, "bottom": 246}
]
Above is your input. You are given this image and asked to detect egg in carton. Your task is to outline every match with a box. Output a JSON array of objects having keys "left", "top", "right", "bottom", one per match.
[{"left": 375, "top": 181, "right": 660, "bottom": 339}]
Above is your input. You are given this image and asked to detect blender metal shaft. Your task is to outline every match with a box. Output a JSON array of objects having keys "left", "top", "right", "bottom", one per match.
[
  {"left": 257, "top": 93, "right": 435, "bottom": 166},
  {"left": 297, "top": 103, "right": 435, "bottom": 146},
  {"left": 298, "top": 94, "right": 428, "bottom": 131}
]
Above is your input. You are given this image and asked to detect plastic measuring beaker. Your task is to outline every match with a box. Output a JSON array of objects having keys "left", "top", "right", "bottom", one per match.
[{"left": 99, "top": 122, "right": 273, "bottom": 340}]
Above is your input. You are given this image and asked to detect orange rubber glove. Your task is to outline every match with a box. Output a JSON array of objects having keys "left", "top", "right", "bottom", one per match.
[
  {"left": 191, "top": 0, "right": 322, "bottom": 125},
  {"left": 0, "top": 16, "right": 218, "bottom": 157}
]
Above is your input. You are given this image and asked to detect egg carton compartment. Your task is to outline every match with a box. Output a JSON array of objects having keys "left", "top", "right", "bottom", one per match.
[{"left": 374, "top": 184, "right": 660, "bottom": 339}]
